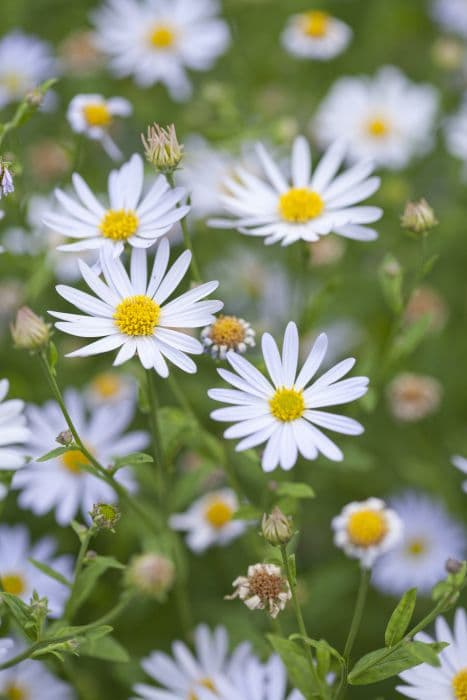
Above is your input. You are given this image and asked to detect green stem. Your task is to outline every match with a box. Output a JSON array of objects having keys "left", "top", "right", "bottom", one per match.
[
  {"left": 63, "top": 526, "right": 97, "bottom": 621},
  {"left": 166, "top": 172, "right": 202, "bottom": 282},
  {"left": 342, "top": 567, "right": 371, "bottom": 665},
  {"left": 145, "top": 369, "right": 168, "bottom": 494}
]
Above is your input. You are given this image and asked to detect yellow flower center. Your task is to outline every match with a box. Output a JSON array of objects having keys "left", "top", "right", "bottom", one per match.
[
  {"left": 366, "top": 117, "right": 390, "bottom": 138},
  {"left": 113, "top": 295, "right": 160, "bottom": 336},
  {"left": 82, "top": 103, "right": 112, "bottom": 128},
  {"left": 269, "top": 388, "right": 305, "bottom": 422},
  {"left": 406, "top": 538, "right": 426, "bottom": 556},
  {"left": 453, "top": 669, "right": 467, "bottom": 700},
  {"left": 279, "top": 188, "right": 324, "bottom": 223},
  {"left": 91, "top": 372, "right": 122, "bottom": 399},
  {"left": 347, "top": 509, "right": 388, "bottom": 548},
  {"left": 1, "top": 573, "right": 26, "bottom": 596},
  {"left": 5, "top": 684, "right": 28, "bottom": 700},
  {"left": 99, "top": 209, "right": 139, "bottom": 241},
  {"left": 150, "top": 25, "right": 176, "bottom": 48},
  {"left": 188, "top": 678, "right": 217, "bottom": 700},
  {"left": 210, "top": 316, "right": 245, "bottom": 347},
  {"left": 204, "top": 500, "right": 234, "bottom": 529},
  {"left": 303, "top": 10, "right": 329, "bottom": 38},
  {"left": 61, "top": 449, "right": 91, "bottom": 475}
]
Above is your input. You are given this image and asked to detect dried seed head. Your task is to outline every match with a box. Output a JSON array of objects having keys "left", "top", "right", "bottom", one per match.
[{"left": 226, "top": 562, "right": 291, "bottom": 618}]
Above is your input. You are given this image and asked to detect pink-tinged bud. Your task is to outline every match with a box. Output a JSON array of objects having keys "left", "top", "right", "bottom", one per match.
[
  {"left": 401, "top": 198, "right": 438, "bottom": 235},
  {"left": 141, "top": 123, "right": 183, "bottom": 172},
  {"left": 10, "top": 306, "right": 50, "bottom": 350},
  {"left": 126, "top": 553, "right": 175, "bottom": 598}
]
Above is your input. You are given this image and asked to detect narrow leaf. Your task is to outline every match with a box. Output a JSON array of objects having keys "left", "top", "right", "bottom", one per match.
[{"left": 385, "top": 588, "right": 417, "bottom": 647}]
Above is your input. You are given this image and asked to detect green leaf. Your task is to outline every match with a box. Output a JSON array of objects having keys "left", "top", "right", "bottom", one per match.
[
  {"left": 316, "top": 640, "right": 331, "bottom": 680},
  {"left": 0, "top": 593, "right": 35, "bottom": 639},
  {"left": 28, "top": 558, "right": 71, "bottom": 587},
  {"left": 113, "top": 452, "right": 153, "bottom": 470},
  {"left": 276, "top": 482, "right": 315, "bottom": 499},
  {"left": 232, "top": 504, "right": 261, "bottom": 521},
  {"left": 409, "top": 641, "right": 448, "bottom": 667},
  {"left": 389, "top": 315, "right": 431, "bottom": 363},
  {"left": 379, "top": 253, "right": 403, "bottom": 314},
  {"left": 65, "top": 556, "right": 124, "bottom": 618},
  {"left": 348, "top": 641, "right": 446, "bottom": 685},
  {"left": 36, "top": 446, "right": 75, "bottom": 462},
  {"left": 79, "top": 634, "right": 129, "bottom": 663},
  {"left": 421, "top": 253, "right": 439, "bottom": 278},
  {"left": 385, "top": 588, "right": 417, "bottom": 647},
  {"left": 267, "top": 635, "right": 316, "bottom": 700},
  {"left": 48, "top": 341, "right": 58, "bottom": 372}
]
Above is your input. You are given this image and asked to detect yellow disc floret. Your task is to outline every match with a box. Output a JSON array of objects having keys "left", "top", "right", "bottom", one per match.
[
  {"left": 406, "top": 539, "right": 426, "bottom": 556},
  {"left": 347, "top": 509, "right": 388, "bottom": 548},
  {"left": 82, "top": 103, "right": 112, "bottom": 128},
  {"left": 279, "top": 188, "right": 324, "bottom": 223},
  {"left": 149, "top": 25, "right": 176, "bottom": 48},
  {"left": 453, "top": 669, "right": 467, "bottom": 700},
  {"left": 270, "top": 388, "right": 305, "bottom": 422},
  {"left": 1, "top": 573, "right": 25, "bottom": 596},
  {"left": 303, "top": 10, "right": 329, "bottom": 38},
  {"left": 366, "top": 117, "right": 390, "bottom": 138},
  {"left": 99, "top": 209, "right": 139, "bottom": 241},
  {"left": 204, "top": 499, "right": 234, "bottom": 529},
  {"left": 91, "top": 372, "right": 122, "bottom": 399},
  {"left": 188, "top": 679, "right": 217, "bottom": 700},
  {"left": 114, "top": 295, "right": 160, "bottom": 336},
  {"left": 210, "top": 316, "right": 245, "bottom": 347},
  {"left": 61, "top": 449, "right": 90, "bottom": 475},
  {"left": 5, "top": 684, "right": 28, "bottom": 700}
]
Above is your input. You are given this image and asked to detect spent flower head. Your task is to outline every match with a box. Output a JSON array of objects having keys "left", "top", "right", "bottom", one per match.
[
  {"left": 10, "top": 306, "right": 50, "bottom": 350},
  {"left": 261, "top": 507, "right": 294, "bottom": 546},
  {"left": 226, "top": 562, "right": 292, "bottom": 618},
  {"left": 142, "top": 123, "right": 183, "bottom": 173},
  {"left": 401, "top": 198, "right": 438, "bottom": 235},
  {"left": 126, "top": 553, "right": 175, "bottom": 598}
]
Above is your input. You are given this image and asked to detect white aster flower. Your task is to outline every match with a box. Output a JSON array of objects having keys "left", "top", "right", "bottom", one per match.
[
  {"left": 397, "top": 607, "right": 467, "bottom": 699},
  {"left": 43, "top": 154, "right": 189, "bottom": 257},
  {"left": 281, "top": 10, "right": 352, "bottom": 61},
  {"left": 0, "top": 525, "right": 72, "bottom": 617},
  {"left": 67, "top": 93, "right": 132, "bottom": 161},
  {"left": 132, "top": 624, "right": 250, "bottom": 700},
  {"left": 208, "top": 321, "right": 368, "bottom": 472},
  {"left": 170, "top": 488, "right": 249, "bottom": 553},
  {"left": 372, "top": 492, "right": 466, "bottom": 595},
  {"left": 227, "top": 563, "right": 292, "bottom": 619},
  {"left": 451, "top": 454, "right": 467, "bottom": 493},
  {"left": 0, "top": 379, "right": 30, "bottom": 471},
  {"left": 0, "top": 639, "right": 75, "bottom": 699},
  {"left": 13, "top": 389, "right": 147, "bottom": 525},
  {"left": 313, "top": 66, "right": 439, "bottom": 170},
  {"left": 85, "top": 370, "right": 137, "bottom": 407},
  {"left": 0, "top": 31, "right": 57, "bottom": 108},
  {"left": 432, "top": 0, "right": 467, "bottom": 37},
  {"left": 93, "top": 0, "right": 231, "bottom": 101},
  {"left": 201, "top": 315, "right": 256, "bottom": 359},
  {"left": 332, "top": 498, "right": 403, "bottom": 569},
  {"left": 50, "top": 240, "right": 223, "bottom": 377},
  {"left": 444, "top": 96, "right": 467, "bottom": 173},
  {"left": 209, "top": 135, "right": 382, "bottom": 246}
]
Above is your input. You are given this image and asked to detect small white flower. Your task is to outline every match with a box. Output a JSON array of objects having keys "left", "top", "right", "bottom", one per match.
[
  {"left": 0, "top": 378, "right": 30, "bottom": 471},
  {"left": 208, "top": 321, "right": 368, "bottom": 472},
  {"left": 372, "top": 492, "right": 466, "bottom": 595},
  {"left": 209, "top": 135, "right": 382, "bottom": 246},
  {"left": 0, "top": 525, "right": 72, "bottom": 617},
  {"left": 397, "top": 607, "right": 467, "bottom": 699},
  {"left": 132, "top": 624, "right": 251, "bottom": 700},
  {"left": 201, "top": 315, "right": 256, "bottom": 359},
  {"left": 281, "top": 10, "right": 352, "bottom": 61},
  {"left": 332, "top": 498, "right": 403, "bottom": 569},
  {"left": 313, "top": 66, "right": 439, "bottom": 170},
  {"left": 43, "top": 154, "right": 190, "bottom": 257},
  {"left": 452, "top": 454, "right": 467, "bottom": 493},
  {"left": 50, "top": 240, "right": 223, "bottom": 377},
  {"left": 0, "top": 31, "right": 57, "bottom": 108},
  {"left": 170, "top": 488, "right": 249, "bottom": 553},
  {"left": 227, "top": 563, "right": 292, "bottom": 619},
  {"left": 13, "top": 389, "right": 147, "bottom": 525},
  {"left": 432, "top": 0, "right": 467, "bottom": 37},
  {"left": 0, "top": 163, "right": 14, "bottom": 200},
  {"left": 93, "top": 0, "right": 231, "bottom": 101},
  {"left": 67, "top": 93, "right": 132, "bottom": 161},
  {"left": 0, "top": 639, "right": 75, "bottom": 699},
  {"left": 85, "top": 371, "right": 137, "bottom": 407}
]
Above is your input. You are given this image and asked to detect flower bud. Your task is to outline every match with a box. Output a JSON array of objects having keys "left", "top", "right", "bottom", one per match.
[
  {"left": 90, "top": 503, "right": 120, "bottom": 532},
  {"left": 26, "top": 89, "right": 44, "bottom": 108},
  {"left": 446, "top": 558, "right": 463, "bottom": 574},
  {"left": 10, "top": 307, "right": 50, "bottom": 350},
  {"left": 56, "top": 429, "right": 73, "bottom": 446},
  {"left": 0, "top": 160, "right": 14, "bottom": 199},
  {"left": 126, "top": 553, "right": 175, "bottom": 598},
  {"left": 401, "top": 198, "right": 438, "bottom": 235},
  {"left": 261, "top": 507, "right": 294, "bottom": 546},
  {"left": 141, "top": 123, "right": 183, "bottom": 172}
]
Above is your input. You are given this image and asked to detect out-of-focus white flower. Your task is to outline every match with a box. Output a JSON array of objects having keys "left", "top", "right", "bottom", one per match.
[
  {"left": 67, "top": 93, "right": 132, "bottom": 161},
  {"left": 170, "top": 488, "right": 249, "bottom": 553},
  {"left": 0, "top": 163, "right": 14, "bottom": 200},
  {"left": 92, "top": 0, "right": 230, "bottom": 102},
  {"left": 387, "top": 372, "right": 442, "bottom": 422},
  {"left": 201, "top": 315, "right": 256, "bottom": 359},
  {"left": 227, "top": 563, "right": 292, "bottom": 619},
  {"left": 0, "top": 32, "right": 57, "bottom": 108},
  {"left": 281, "top": 10, "right": 352, "bottom": 61},
  {"left": 372, "top": 492, "right": 466, "bottom": 595},
  {"left": 209, "top": 135, "right": 382, "bottom": 246},
  {"left": 0, "top": 525, "right": 72, "bottom": 617},
  {"left": 452, "top": 454, "right": 467, "bottom": 493},
  {"left": 209, "top": 322, "right": 368, "bottom": 471},
  {"left": 432, "top": 0, "right": 467, "bottom": 38},
  {"left": 444, "top": 96, "right": 467, "bottom": 174},
  {"left": 0, "top": 639, "right": 75, "bottom": 698},
  {"left": 332, "top": 498, "right": 403, "bottom": 568},
  {"left": 13, "top": 389, "right": 147, "bottom": 525},
  {"left": 0, "top": 378, "right": 30, "bottom": 471},
  {"left": 313, "top": 66, "right": 438, "bottom": 170},
  {"left": 85, "top": 371, "right": 136, "bottom": 407},
  {"left": 404, "top": 286, "right": 448, "bottom": 333}
]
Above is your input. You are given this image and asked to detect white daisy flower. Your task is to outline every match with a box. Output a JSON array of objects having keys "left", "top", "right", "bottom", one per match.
[
  {"left": 432, "top": 0, "right": 467, "bottom": 38},
  {"left": 0, "top": 31, "right": 57, "bottom": 108},
  {"left": 0, "top": 379, "right": 30, "bottom": 471},
  {"left": 209, "top": 135, "right": 382, "bottom": 246},
  {"left": 0, "top": 639, "right": 75, "bottom": 699},
  {"left": 372, "top": 492, "right": 466, "bottom": 595},
  {"left": 13, "top": 389, "right": 147, "bottom": 526},
  {"left": 43, "top": 154, "right": 190, "bottom": 257},
  {"left": 444, "top": 96, "right": 467, "bottom": 173},
  {"left": 332, "top": 498, "right": 403, "bottom": 569},
  {"left": 201, "top": 315, "right": 256, "bottom": 359},
  {"left": 85, "top": 371, "right": 137, "bottom": 407},
  {"left": 0, "top": 525, "right": 72, "bottom": 617},
  {"left": 281, "top": 10, "right": 352, "bottom": 61},
  {"left": 452, "top": 454, "right": 467, "bottom": 493},
  {"left": 208, "top": 321, "right": 368, "bottom": 472},
  {"left": 92, "top": 0, "right": 231, "bottom": 102},
  {"left": 397, "top": 607, "right": 467, "bottom": 699},
  {"left": 50, "top": 240, "right": 223, "bottom": 377},
  {"left": 169, "top": 488, "right": 249, "bottom": 553},
  {"left": 132, "top": 624, "right": 251, "bottom": 700},
  {"left": 313, "top": 66, "right": 439, "bottom": 170},
  {"left": 67, "top": 93, "right": 132, "bottom": 161}
]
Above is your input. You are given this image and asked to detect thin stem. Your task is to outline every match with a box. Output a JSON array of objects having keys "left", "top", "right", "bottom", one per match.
[
  {"left": 166, "top": 172, "right": 201, "bottom": 282},
  {"left": 145, "top": 369, "right": 168, "bottom": 495},
  {"left": 63, "top": 526, "right": 97, "bottom": 621}
]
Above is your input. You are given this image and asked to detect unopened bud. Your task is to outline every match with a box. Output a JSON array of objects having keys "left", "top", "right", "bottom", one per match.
[
  {"left": 56, "top": 429, "right": 73, "bottom": 446},
  {"left": 141, "top": 123, "right": 183, "bottom": 172},
  {"left": 446, "top": 558, "right": 463, "bottom": 574},
  {"left": 126, "top": 553, "right": 175, "bottom": 598},
  {"left": 11, "top": 307, "right": 50, "bottom": 350},
  {"left": 90, "top": 503, "right": 120, "bottom": 532},
  {"left": 26, "top": 89, "right": 43, "bottom": 108},
  {"left": 0, "top": 160, "right": 14, "bottom": 199},
  {"left": 261, "top": 507, "right": 294, "bottom": 546},
  {"left": 382, "top": 258, "right": 402, "bottom": 278},
  {"left": 401, "top": 198, "right": 438, "bottom": 235}
]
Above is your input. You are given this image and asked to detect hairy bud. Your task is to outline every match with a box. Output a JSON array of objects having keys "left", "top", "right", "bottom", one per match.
[
  {"left": 401, "top": 198, "right": 438, "bottom": 235},
  {"left": 141, "top": 123, "right": 183, "bottom": 172},
  {"left": 261, "top": 506, "right": 293, "bottom": 546},
  {"left": 56, "top": 429, "right": 73, "bottom": 446},
  {"left": 446, "top": 558, "right": 463, "bottom": 574},
  {"left": 126, "top": 553, "right": 175, "bottom": 598},
  {"left": 11, "top": 307, "right": 50, "bottom": 350}
]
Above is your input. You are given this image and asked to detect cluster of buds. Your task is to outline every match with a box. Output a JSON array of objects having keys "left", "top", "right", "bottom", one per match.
[
  {"left": 141, "top": 123, "right": 183, "bottom": 173},
  {"left": 226, "top": 562, "right": 291, "bottom": 618},
  {"left": 10, "top": 307, "right": 50, "bottom": 351},
  {"left": 401, "top": 198, "right": 438, "bottom": 236},
  {"left": 90, "top": 503, "right": 121, "bottom": 532},
  {"left": 126, "top": 553, "right": 175, "bottom": 599}
]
